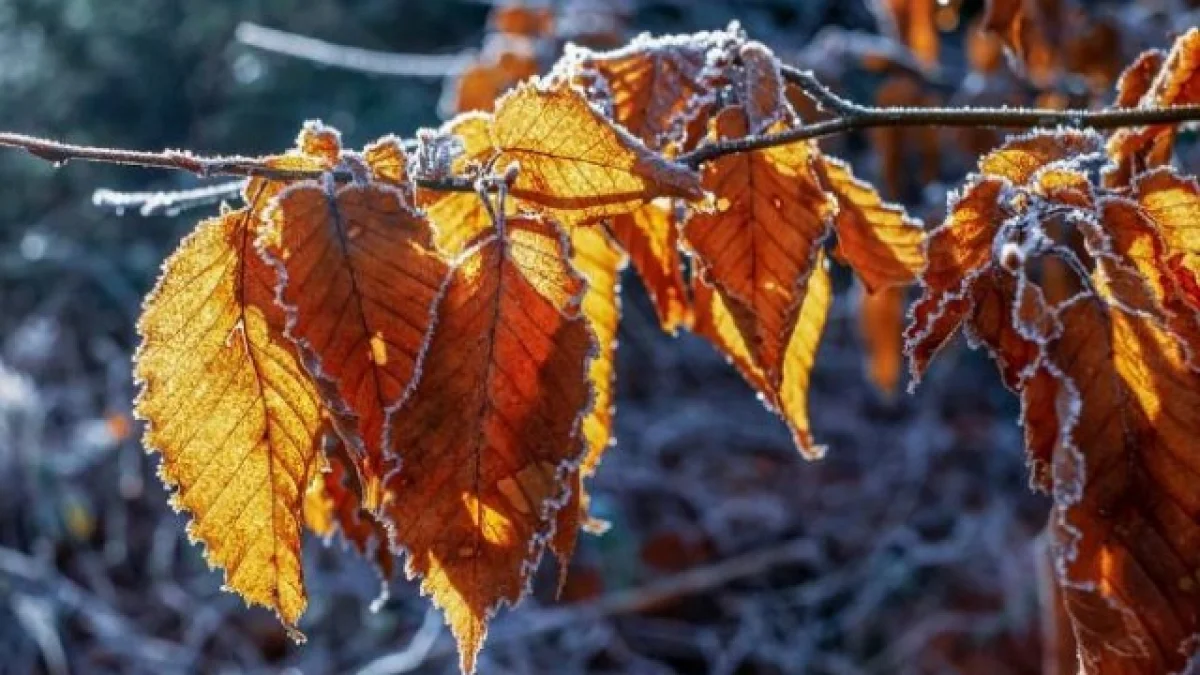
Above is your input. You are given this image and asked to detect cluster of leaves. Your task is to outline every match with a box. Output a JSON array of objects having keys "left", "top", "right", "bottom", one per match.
[
  {"left": 134, "top": 24, "right": 923, "bottom": 673},
  {"left": 907, "top": 27, "right": 1200, "bottom": 673},
  {"left": 126, "top": 6, "right": 1200, "bottom": 672}
]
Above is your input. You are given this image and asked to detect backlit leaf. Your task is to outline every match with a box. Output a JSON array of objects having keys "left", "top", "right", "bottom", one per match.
[
  {"left": 382, "top": 216, "right": 594, "bottom": 673},
  {"left": 260, "top": 181, "right": 451, "bottom": 511},
  {"left": 1106, "top": 28, "right": 1200, "bottom": 186},
  {"left": 693, "top": 251, "right": 833, "bottom": 458},
  {"left": 552, "top": 224, "right": 626, "bottom": 574},
  {"left": 684, "top": 107, "right": 834, "bottom": 386},
  {"left": 492, "top": 80, "right": 704, "bottom": 222},
  {"left": 135, "top": 198, "right": 324, "bottom": 636},
  {"left": 607, "top": 200, "right": 691, "bottom": 334},
  {"left": 816, "top": 155, "right": 924, "bottom": 292}
]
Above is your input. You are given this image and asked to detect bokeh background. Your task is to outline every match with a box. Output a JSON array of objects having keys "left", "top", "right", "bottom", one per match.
[{"left": 0, "top": 1, "right": 1196, "bottom": 673}]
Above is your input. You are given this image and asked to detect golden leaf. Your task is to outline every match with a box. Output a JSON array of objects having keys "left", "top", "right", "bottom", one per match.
[
  {"left": 417, "top": 113, "right": 498, "bottom": 259},
  {"left": 492, "top": 81, "right": 704, "bottom": 222},
  {"left": 552, "top": 224, "right": 627, "bottom": 576},
  {"left": 382, "top": 216, "right": 594, "bottom": 673},
  {"left": 607, "top": 200, "right": 691, "bottom": 334},
  {"left": 260, "top": 181, "right": 451, "bottom": 511},
  {"left": 135, "top": 198, "right": 324, "bottom": 635},
  {"left": 816, "top": 155, "right": 924, "bottom": 292}
]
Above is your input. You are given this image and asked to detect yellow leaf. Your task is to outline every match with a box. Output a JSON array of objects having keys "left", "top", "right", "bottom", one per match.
[
  {"left": 135, "top": 199, "right": 324, "bottom": 635},
  {"left": 552, "top": 224, "right": 626, "bottom": 577},
  {"left": 492, "top": 81, "right": 704, "bottom": 223}
]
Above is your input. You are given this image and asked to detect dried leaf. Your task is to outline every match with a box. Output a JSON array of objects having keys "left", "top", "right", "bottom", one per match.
[
  {"left": 135, "top": 199, "right": 324, "bottom": 635},
  {"left": 607, "top": 200, "right": 690, "bottom": 333},
  {"left": 493, "top": 81, "right": 704, "bottom": 222},
  {"left": 816, "top": 155, "right": 924, "bottom": 292},
  {"left": 260, "top": 181, "right": 451, "bottom": 511},
  {"left": 383, "top": 216, "right": 594, "bottom": 673},
  {"left": 692, "top": 251, "right": 833, "bottom": 458},
  {"left": 573, "top": 31, "right": 731, "bottom": 149},
  {"left": 684, "top": 107, "right": 834, "bottom": 387}
]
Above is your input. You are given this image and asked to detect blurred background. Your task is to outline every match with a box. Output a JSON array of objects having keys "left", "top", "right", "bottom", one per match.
[{"left": 0, "top": 0, "right": 1196, "bottom": 673}]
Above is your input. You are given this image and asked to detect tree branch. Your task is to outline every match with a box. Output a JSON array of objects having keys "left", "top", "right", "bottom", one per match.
[{"left": 4, "top": 72, "right": 1200, "bottom": 191}]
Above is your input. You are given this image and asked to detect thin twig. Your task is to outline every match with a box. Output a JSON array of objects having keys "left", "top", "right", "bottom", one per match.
[
  {"left": 235, "top": 22, "right": 474, "bottom": 78},
  {"left": 678, "top": 96, "right": 1200, "bottom": 167},
  {"left": 92, "top": 180, "right": 247, "bottom": 216}
]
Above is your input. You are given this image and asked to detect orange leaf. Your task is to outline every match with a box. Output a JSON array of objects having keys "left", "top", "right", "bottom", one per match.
[
  {"left": 692, "top": 251, "right": 833, "bottom": 458},
  {"left": 417, "top": 113, "right": 498, "bottom": 258},
  {"left": 1106, "top": 28, "right": 1200, "bottom": 186},
  {"left": 493, "top": 81, "right": 704, "bottom": 222},
  {"left": 382, "top": 216, "right": 594, "bottom": 673},
  {"left": 607, "top": 200, "right": 691, "bottom": 334},
  {"left": 684, "top": 107, "right": 834, "bottom": 388},
  {"left": 859, "top": 283, "right": 907, "bottom": 397},
  {"left": 135, "top": 197, "right": 324, "bottom": 635},
  {"left": 816, "top": 155, "right": 924, "bottom": 292},
  {"left": 260, "top": 181, "right": 451, "bottom": 511}
]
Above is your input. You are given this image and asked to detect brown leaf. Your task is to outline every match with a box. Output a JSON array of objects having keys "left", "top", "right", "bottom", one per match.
[
  {"left": 260, "top": 181, "right": 451, "bottom": 511},
  {"left": 1106, "top": 29, "right": 1200, "bottom": 186},
  {"left": 572, "top": 31, "right": 732, "bottom": 149},
  {"left": 382, "top": 216, "right": 594, "bottom": 673}
]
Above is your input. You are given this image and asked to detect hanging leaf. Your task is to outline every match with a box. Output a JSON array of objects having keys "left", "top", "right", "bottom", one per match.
[
  {"left": 260, "top": 180, "right": 451, "bottom": 511},
  {"left": 492, "top": 81, "right": 704, "bottom": 222},
  {"left": 552, "top": 224, "right": 627, "bottom": 575},
  {"left": 382, "top": 216, "right": 594, "bottom": 674},
  {"left": 1106, "top": 29, "right": 1200, "bottom": 186},
  {"left": 816, "top": 155, "right": 925, "bottom": 292},
  {"left": 135, "top": 199, "right": 324, "bottom": 637},
  {"left": 607, "top": 200, "right": 691, "bottom": 334},
  {"left": 684, "top": 107, "right": 834, "bottom": 386},
  {"left": 692, "top": 252, "right": 833, "bottom": 458}
]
